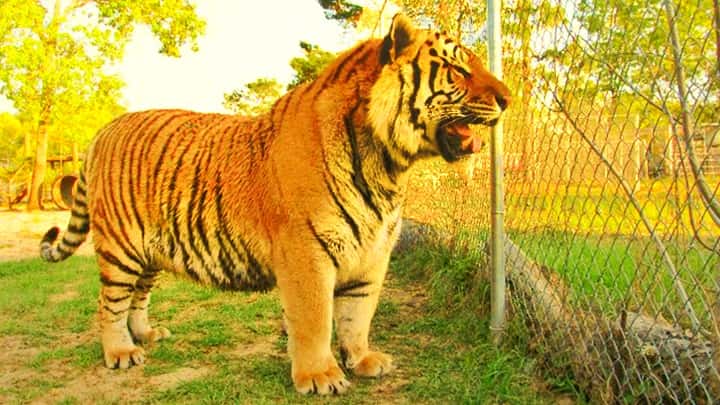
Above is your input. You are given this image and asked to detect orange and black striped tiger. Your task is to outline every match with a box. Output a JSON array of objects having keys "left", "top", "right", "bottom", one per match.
[{"left": 40, "top": 14, "right": 510, "bottom": 394}]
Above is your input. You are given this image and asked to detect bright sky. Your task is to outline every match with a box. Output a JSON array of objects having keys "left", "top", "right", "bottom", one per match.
[
  {"left": 117, "top": 0, "right": 353, "bottom": 113},
  {"left": 0, "top": 0, "right": 355, "bottom": 114}
]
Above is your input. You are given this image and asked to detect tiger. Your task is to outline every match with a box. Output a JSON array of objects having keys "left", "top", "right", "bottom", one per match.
[{"left": 39, "top": 14, "right": 510, "bottom": 395}]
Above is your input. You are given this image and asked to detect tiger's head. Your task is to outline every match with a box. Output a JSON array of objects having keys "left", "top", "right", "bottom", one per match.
[{"left": 369, "top": 14, "right": 511, "bottom": 163}]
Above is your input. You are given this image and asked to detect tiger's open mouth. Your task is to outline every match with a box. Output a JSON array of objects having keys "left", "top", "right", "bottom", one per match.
[{"left": 437, "top": 118, "right": 496, "bottom": 162}]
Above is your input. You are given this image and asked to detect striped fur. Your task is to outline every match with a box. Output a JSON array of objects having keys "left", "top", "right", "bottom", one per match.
[
  {"left": 38, "top": 15, "right": 510, "bottom": 395},
  {"left": 40, "top": 172, "right": 90, "bottom": 262}
]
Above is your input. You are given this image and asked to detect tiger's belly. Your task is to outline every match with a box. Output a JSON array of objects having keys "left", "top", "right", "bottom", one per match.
[
  {"left": 153, "top": 230, "right": 276, "bottom": 292},
  {"left": 152, "top": 206, "right": 401, "bottom": 292}
]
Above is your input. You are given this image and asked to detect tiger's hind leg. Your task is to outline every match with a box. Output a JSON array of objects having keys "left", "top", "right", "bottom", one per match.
[
  {"left": 97, "top": 253, "right": 146, "bottom": 369},
  {"left": 128, "top": 269, "right": 171, "bottom": 344}
]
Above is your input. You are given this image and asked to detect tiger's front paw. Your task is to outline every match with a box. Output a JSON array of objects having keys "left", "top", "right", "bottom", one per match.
[
  {"left": 103, "top": 344, "right": 146, "bottom": 369},
  {"left": 348, "top": 351, "right": 394, "bottom": 378},
  {"left": 293, "top": 360, "right": 351, "bottom": 395}
]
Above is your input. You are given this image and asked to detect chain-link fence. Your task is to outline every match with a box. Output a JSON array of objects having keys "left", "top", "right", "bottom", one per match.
[{"left": 403, "top": 0, "right": 719, "bottom": 403}]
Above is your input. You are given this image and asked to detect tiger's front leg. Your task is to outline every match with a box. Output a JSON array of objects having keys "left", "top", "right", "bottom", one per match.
[
  {"left": 273, "top": 245, "right": 350, "bottom": 395},
  {"left": 333, "top": 259, "right": 395, "bottom": 378}
]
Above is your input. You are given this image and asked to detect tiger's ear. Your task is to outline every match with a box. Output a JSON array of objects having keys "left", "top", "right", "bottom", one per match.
[{"left": 380, "top": 14, "right": 417, "bottom": 65}]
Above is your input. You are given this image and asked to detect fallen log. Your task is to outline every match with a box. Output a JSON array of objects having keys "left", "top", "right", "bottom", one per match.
[{"left": 500, "top": 237, "right": 720, "bottom": 404}]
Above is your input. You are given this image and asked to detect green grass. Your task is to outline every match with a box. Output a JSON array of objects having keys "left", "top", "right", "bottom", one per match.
[
  {"left": 509, "top": 228, "right": 718, "bottom": 328},
  {"left": 0, "top": 257, "right": 99, "bottom": 343},
  {"left": 0, "top": 252, "right": 561, "bottom": 404}
]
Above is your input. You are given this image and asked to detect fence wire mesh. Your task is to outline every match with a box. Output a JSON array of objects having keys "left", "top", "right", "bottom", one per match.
[{"left": 402, "top": 0, "right": 719, "bottom": 403}]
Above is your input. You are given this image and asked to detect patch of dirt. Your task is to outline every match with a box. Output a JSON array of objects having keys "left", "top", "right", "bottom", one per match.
[
  {"left": 36, "top": 363, "right": 211, "bottom": 403},
  {"left": 149, "top": 367, "right": 212, "bottom": 390},
  {"left": 231, "top": 336, "right": 278, "bottom": 358},
  {"left": 0, "top": 335, "right": 43, "bottom": 392},
  {"left": 0, "top": 209, "right": 95, "bottom": 261},
  {"left": 39, "top": 364, "right": 155, "bottom": 404}
]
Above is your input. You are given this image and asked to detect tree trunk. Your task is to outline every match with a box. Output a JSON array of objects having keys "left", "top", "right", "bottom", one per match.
[
  {"left": 24, "top": 131, "right": 32, "bottom": 158},
  {"left": 714, "top": 0, "right": 720, "bottom": 103},
  {"left": 26, "top": 1, "right": 59, "bottom": 211},
  {"left": 26, "top": 117, "right": 49, "bottom": 211}
]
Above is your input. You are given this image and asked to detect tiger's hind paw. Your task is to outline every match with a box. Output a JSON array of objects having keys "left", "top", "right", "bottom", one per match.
[
  {"left": 348, "top": 351, "right": 394, "bottom": 378},
  {"left": 104, "top": 345, "right": 146, "bottom": 369},
  {"left": 293, "top": 362, "right": 350, "bottom": 395},
  {"left": 135, "top": 326, "right": 171, "bottom": 344}
]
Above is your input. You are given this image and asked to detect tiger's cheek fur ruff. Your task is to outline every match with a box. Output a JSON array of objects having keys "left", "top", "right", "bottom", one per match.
[{"left": 38, "top": 14, "right": 510, "bottom": 395}]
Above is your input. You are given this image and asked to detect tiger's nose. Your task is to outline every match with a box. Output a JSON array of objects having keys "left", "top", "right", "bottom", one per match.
[{"left": 495, "top": 94, "right": 509, "bottom": 111}]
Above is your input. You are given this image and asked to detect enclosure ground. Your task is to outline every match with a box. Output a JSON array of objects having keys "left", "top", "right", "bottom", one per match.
[{"left": 0, "top": 210, "right": 574, "bottom": 404}]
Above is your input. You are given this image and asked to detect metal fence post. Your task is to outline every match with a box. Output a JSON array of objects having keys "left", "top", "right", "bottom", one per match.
[{"left": 487, "top": 0, "right": 506, "bottom": 344}]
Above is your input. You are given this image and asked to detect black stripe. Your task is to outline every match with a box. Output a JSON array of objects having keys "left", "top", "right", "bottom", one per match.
[
  {"left": 380, "top": 34, "right": 392, "bottom": 64},
  {"left": 97, "top": 249, "right": 142, "bottom": 277},
  {"left": 195, "top": 187, "right": 212, "bottom": 257},
  {"left": 104, "top": 293, "right": 131, "bottom": 303},
  {"left": 334, "top": 280, "right": 372, "bottom": 297},
  {"left": 56, "top": 244, "right": 72, "bottom": 257},
  {"left": 212, "top": 171, "right": 274, "bottom": 291},
  {"left": 68, "top": 222, "right": 90, "bottom": 234},
  {"left": 75, "top": 182, "right": 87, "bottom": 196},
  {"left": 61, "top": 236, "right": 83, "bottom": 248},
  {"left": 113, "top": 114, "right": 147, "bottom": 230},
  {"left": 141, "top": 112, "right": 186, "bottom": 217},
  {"left": 91, "top": 220, "right": 144, "bottom": 269},
  {"left": 344, "top": 112, "right": 382, "bottom": 220},
  {"left": 335, "top": 292, "right": 370, "bottom": 298},
  {"left": 387, "top": 70, "right": 406, "bottom": 143},
  {"left": 426, "top": 88, "right": 465, "bottom": 107},
  {"left": 204, "top": 262, "right": 223, "bottom": 286},
  {"left": 238, "top": 236, "right": 272, "bottom": 290},
  {"left": 166, "top": 120, "right": 202, "bottom": 283},
  {"left": 150, "top": 113, "right": 192, "bottom": 197},
  {"left": 100, "top": 274, "right": 135, "bottom": 290},
  {"left": 102, "top": 305, "right": 129, "bottom": 316},
  {"left": 187, "top": 149, "right": 208, "bottom": 268},
  {"left": 125, "top": 113, "right": 168, "bottom": 239},
  {"left": 329, "top": 43, "right": 368, "bottom": 83},
  {"left": 42, "top": 227, "right": 60, "bottom": 244},
  {"left": 71, "top": 208, "right": 89, "bottom": 219},
  {"left": 342, "top": 45, "right": 373, "bottom": 82},
  {"left": 428, "top": 61, "right": 440, "bottom": 93},
  {"left": 188, "top": 117, "right": 228, "bottom": 271},
  {"left": 325, "top": 178, "right": 361, "bottom": 243},
  {"left": 73, "top": 197, "right": 87, "bottom": 208},
  {"left": 273, "top": 95, "right": 292, "bottom": 128},
  {"left": 209, "top": 160, "right": 241, "bottom": 289},
  {"left": 307, "top": 220, "right": 340, "bottom": 269},
  {"left": 381, "top": 147, "right": 407, "bottom": 183},
  {"left": 96, "top": 131, "right": 146, "bottom": 265},
  {"left": 446, "top": 64, "right": 454, "bottom": 84},
  {"left": 409, "top": 50, "right": 423, "bottom": 128},
  {"left": 213, "top": 173, "right": 248, "bottom": 266},
  {"left": 215, "top": 242, "right": 238, "bottom": 289}
]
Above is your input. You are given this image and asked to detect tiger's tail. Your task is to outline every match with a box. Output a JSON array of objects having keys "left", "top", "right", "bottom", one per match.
[{"left": 40, "top": 172, "right": 90, "bottom": 262}]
